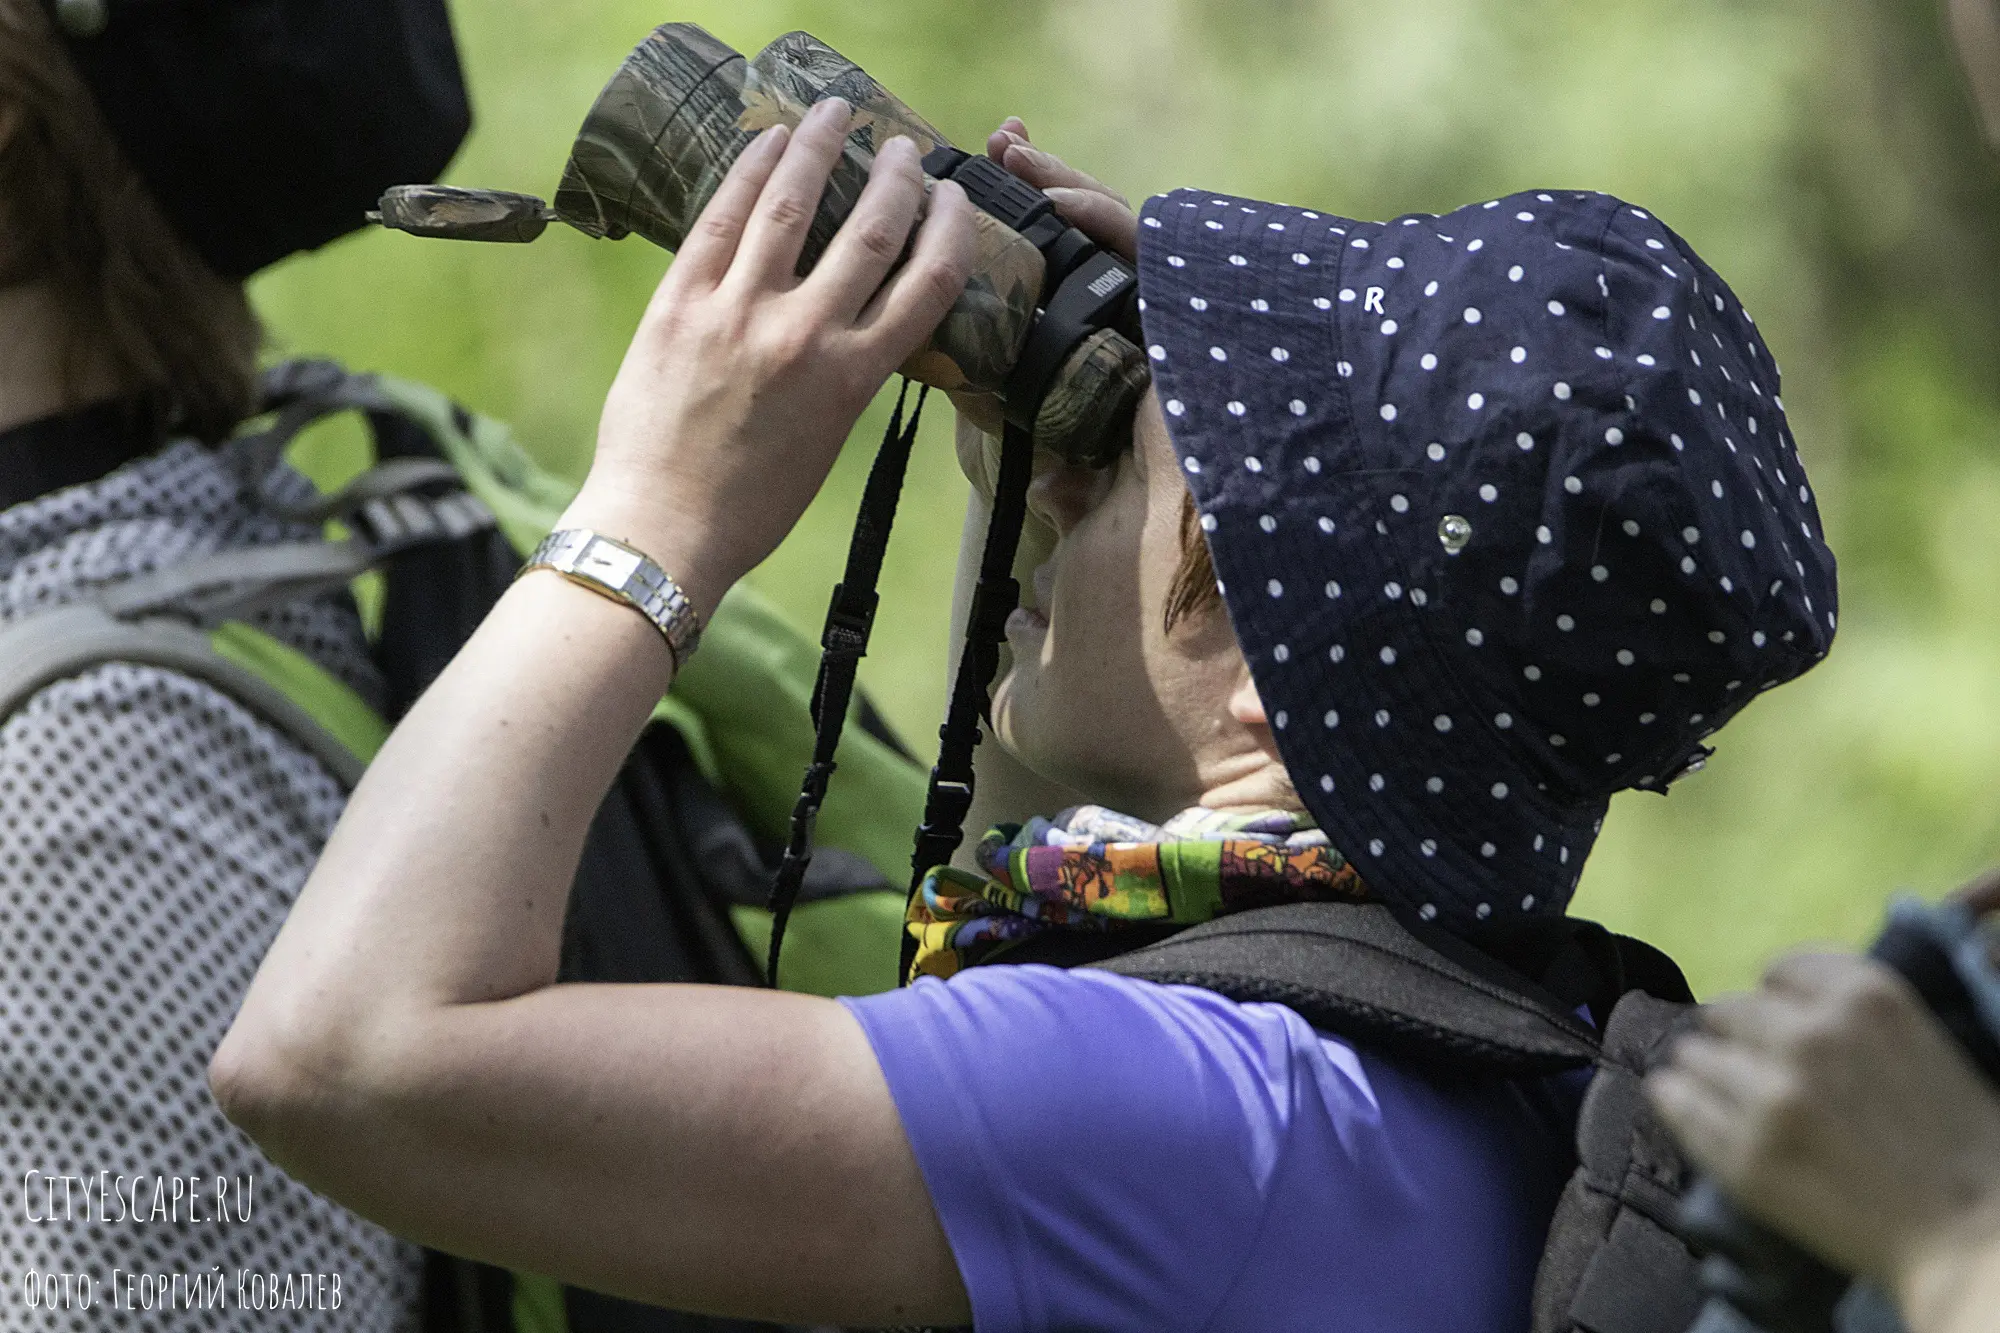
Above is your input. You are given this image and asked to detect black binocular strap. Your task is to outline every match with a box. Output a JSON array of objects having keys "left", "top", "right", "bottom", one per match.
[
  {"left": 900, "top": 419, "right": 1036, "bottom": 984},
  {"left": 764, "top": 381, "right": 928, "bottom": 987}
]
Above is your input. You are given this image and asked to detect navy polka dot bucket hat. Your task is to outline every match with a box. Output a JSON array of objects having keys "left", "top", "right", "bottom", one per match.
[{"left": 1136, "top": 187, "right": 1837, "bottom": 932}]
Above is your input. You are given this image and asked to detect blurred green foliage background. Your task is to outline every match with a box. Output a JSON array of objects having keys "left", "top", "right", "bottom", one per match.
[{"left": 252, "top": 0, "right": 2000, "bottom": 996}]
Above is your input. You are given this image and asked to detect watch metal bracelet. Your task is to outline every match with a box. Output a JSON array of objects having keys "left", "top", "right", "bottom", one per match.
[{"left": 518, "top": 528, "right": 703, "bottom": 669}]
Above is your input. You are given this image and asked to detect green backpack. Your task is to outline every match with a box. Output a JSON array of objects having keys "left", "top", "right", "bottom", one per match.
[{"left": 0, "top": 360, "right": 918, "bottom": 1333}]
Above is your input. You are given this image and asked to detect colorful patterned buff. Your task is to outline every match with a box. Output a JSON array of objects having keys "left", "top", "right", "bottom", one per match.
[{"left": 906, "top": 805, "right": 1367, "bottom": 980}]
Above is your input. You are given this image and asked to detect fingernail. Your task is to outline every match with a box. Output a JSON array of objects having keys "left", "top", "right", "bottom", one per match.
[{"left": 812, "top": 96, "right": 852, "bottom": 123}]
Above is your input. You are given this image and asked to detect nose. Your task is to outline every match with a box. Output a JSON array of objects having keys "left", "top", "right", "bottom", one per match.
[{"left": 1025, "top": 460, "right": 1104, "bottom": 535}]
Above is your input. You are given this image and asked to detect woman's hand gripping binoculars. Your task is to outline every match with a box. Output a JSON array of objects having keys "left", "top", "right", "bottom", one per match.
[
  {"left": 367, "top": 24, "right": 1161, "bottom": 979},
  {"left": 953, "top": 118, "right": 1144, "bottom": 499},
  {"left": 373, "top": 25, "right": 1152, "bottom": 473}
]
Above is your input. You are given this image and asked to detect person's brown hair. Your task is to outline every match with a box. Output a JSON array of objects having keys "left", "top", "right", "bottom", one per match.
[
  {"left": 0, "top": 0, "right": 258, "bottom": 442},
  {"left": 1164, "top": 489, "right": 1224, "bottom": 633}
]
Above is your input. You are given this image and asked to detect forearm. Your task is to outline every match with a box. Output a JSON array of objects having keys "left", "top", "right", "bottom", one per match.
[
  {"left": 209, "top": 513, "right": 964, "bottom": 1321},
  {"left": 215, "top": 479, "right": 706, "bottom": 1097},
  {"left": 212, "top": 114, "right": 980, "bottom": 1322}
]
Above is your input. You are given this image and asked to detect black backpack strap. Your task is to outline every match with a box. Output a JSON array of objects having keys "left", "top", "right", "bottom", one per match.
[
  {"left": 1085, "top": 901, "right": 1602, "bottom": 1077},
  {"left": 1448, "top": 913, "right": 1695, "bottom": 1029},
  {"left": 421, "top": 1252, "right": 515, "bottom": 1333},
  {"left": 989, "top": 894, "right": 1712, "bottom": 1330},
  {"left": 901, "top": 419, "right": 1035, "bottom": 983},
  {"left": 763, "top": 381, "right": 926, "bottom": 986},
  {"left": 1531, "top": 991, "right": 1706, "bottom": 1333}
]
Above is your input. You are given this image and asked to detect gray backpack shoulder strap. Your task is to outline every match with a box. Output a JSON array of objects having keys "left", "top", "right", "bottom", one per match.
[
  {"left": 1089, "top": 900, "right": 1603, "bottom": 1077},
  {"left": 0, "top": 600, "right": 370, "bottom": 789},
  {"left": 0, "top": 359, "right": 500, "bottom": 791}
]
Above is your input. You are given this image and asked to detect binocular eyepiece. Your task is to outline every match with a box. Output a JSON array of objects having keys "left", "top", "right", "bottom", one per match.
[{"left": 373, "top": 24, "right": 1151, "bottom": 468}]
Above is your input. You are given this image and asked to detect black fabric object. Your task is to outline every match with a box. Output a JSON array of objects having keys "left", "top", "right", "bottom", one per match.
[
  {"left": 1093, "top": 902, "right": 1599, "bottom": 1077},
  {"left": 44, "top": 0, "right": 470, "bottom": 278},
  {"left": 561, "top": 1290, "right": 792, "bottom": 1333},
  {"left": 420, "top": 1251, "right": 513, "bottom": 1333},
  {"left": 361, "top": 404, "right": 523, "bottom": 717},
  {"left": 765, "top": 381, "right": 925, "bottom": 988},
  {"left": 0, "top": 394, "right": 165, "bottom": 511},
  {"left": 562, "top": 723, "right": 766, "bottom": 992},
  {"left": 1528, "top": 992, "right": 1707, "bottom": 1333},
  {"left": 902, "top": 419, "right": 1034, "bottom": 984},
  {"left": 1136, "top": 188, "right": 1839, "bottom": 932},
  {"left": 1022, "top": 899, "right": 1712, "bottom": 1333},
  {"left": 1069, "top": 899, "right": 1690, "bottom": 1079}
]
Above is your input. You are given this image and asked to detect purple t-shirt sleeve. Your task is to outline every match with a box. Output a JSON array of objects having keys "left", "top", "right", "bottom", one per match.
[{"left": 840, "top": 964, "right": 1573, "bottom": 1333}]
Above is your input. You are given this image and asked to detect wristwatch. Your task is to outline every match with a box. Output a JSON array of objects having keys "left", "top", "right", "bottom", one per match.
[{"left": 519, "top": 528, "right": 703, "bottom": 670}]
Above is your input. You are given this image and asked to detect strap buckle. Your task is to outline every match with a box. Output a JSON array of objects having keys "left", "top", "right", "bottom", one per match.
[{"left": 820, "top": 581, "right": 879, "bottom": 658}]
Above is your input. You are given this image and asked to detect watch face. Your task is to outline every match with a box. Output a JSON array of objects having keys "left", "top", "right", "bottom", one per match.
[{"left": 575, "top": 540, "right": 643, "bottom": 589}]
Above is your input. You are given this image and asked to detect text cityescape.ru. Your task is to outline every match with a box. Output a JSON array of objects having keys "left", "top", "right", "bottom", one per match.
[{"left": 20, "top": 1171, "right": 254, "bottom": 1225}]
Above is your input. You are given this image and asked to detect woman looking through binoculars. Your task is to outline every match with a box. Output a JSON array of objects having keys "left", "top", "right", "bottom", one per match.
[{"left": 215, "top": 97, "right": 1840, "bottom": 1331}]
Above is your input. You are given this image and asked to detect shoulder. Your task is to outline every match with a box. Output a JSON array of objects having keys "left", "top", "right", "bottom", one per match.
[
  {"left": 844, "top": 965, "right": 1579, "bottom": 1333},
  {"left": 852, "top": 960, "right": 1338, "bottom": 1067},
  {"left": 848, "top": 963, "right": 1335, "bottom": 1117},
  {"left": 846, "top": 962, "right": 1560, "bottom": 1165},
  {"left": 1, "top": 663, "right": 350, "bottom": 882},
  {"left": 0, "top": 439, "right": 385, "bottom": 705}
]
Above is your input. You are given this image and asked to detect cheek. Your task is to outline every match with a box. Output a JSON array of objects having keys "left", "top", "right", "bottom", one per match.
[
  {"left": 990, "top": 429, "right": 1214, "bottom": 796},
  {"left": 1022, "top": 489, "right": 1185, "bottom": 726},
  {"left": 992, "top": 488, "right": 1147, "bottom": 771},
  {"left": 1044, "top": 465, "right": 1197, "bottom": 701},
  {"left": 1042, "top": 507, "right": 1149, "bottom": 706}
]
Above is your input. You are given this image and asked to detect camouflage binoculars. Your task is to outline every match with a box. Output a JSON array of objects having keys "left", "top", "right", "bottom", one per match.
[{"left": 375, "top": 25, "right": 1151, "bottom": 466}]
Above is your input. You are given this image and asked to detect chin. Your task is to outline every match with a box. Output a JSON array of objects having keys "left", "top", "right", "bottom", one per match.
[
  {"left": 990, "top": 665, "right": 1125, "bottom": 806},
  {"left": 987, "top": 665, "right": 1041, "bottom": 767},
  {"left": 991, "top": 666, "right": 1078, "bottom": 788}
]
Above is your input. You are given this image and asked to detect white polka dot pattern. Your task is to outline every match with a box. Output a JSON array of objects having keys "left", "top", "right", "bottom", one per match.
[{"left": 1136, "top": 187, "right": 1837, "bottom": 929}]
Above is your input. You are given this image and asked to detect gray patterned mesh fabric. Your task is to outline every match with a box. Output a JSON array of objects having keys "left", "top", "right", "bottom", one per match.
[{"left": 1, "top": 440, "right": 422, "bottom": 1328}]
